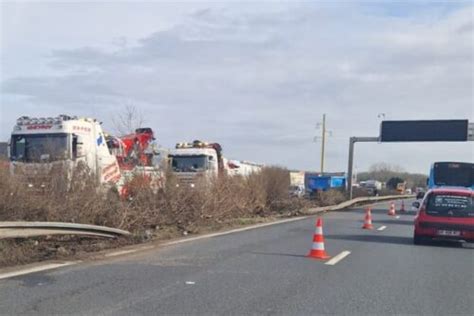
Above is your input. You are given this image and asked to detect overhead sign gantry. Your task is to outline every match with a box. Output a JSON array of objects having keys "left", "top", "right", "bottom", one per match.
[{"left": 347, "top": 119, "right": 473, "bottom": 199}]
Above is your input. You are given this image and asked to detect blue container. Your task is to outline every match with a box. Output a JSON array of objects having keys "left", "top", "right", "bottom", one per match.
[
  {"left": 307, "top": 176, "right": 331, "bottom": 191},
  {"left": 330, "top": 176, "right": 346, "bottom": 189},
  {"left": 305, "top": 173, "right": 346, "bottom": 193}
]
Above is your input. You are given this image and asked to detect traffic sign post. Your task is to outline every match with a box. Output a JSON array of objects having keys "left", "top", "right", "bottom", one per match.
[{"left": 347, "top": 137, "right": 379, "bottom": 200}]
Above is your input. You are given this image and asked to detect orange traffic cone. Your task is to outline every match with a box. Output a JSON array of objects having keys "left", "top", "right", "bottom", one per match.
[
  {"left": 400, "top": 200, "right": 406, "bottom": 212},
  {"left": 307, "top": 218, "right": 331, "bottom": 260},
  {"left": 362, "top": 207, "right": 374, "bottom": 229},
  {"left": 388, "top": 202, "right": 396, "bottom": 216}
]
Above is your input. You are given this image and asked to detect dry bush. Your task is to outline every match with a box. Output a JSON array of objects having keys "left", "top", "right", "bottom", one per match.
[
  {"left": 351, "top": 187, "right": 400, "bottom": 198},
  {"left": 0, "top": 165, "right": 121, "bottom": 226},
  {"left": 1, "top": 165, "right": 351, "bottom": 236},
  {"left": 379, "top": 188, "right": 400, "bottom": 196},
  {"left": 352, "top": 187, "right": 371, "bottom": 198},
  {"left": 0, "top": 164, "right": 338, "bottom": 267},
  {"left": 314, "top": 189, "right": 347, "bottom": 206},
  {"left": 0, "top": 165, "right": 295, "bottom": 232},
  {"left": 0, "top": 240, "right": 40, "bottom": 267}
]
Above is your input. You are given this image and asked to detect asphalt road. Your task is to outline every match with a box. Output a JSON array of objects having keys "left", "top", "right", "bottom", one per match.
[{"left": 1, "top": 200, "right": 473, "bottom": 315}]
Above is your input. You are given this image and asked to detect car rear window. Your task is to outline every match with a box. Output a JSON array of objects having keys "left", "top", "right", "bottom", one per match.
[{"left": 426, "top": 194, "right": 474, "bottom": 217}]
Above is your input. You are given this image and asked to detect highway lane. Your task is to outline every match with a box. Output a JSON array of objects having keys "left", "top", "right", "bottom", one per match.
[{"left": 0, "top": 200, "right": 473, "bottom": 315}]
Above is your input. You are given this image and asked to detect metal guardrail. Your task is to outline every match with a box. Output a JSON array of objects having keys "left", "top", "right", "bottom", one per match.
[
  {"left": 0, "top": 222, "right": 131, "bottom": 239},
  {"left": 303, "top": 194, "right": 415, "bottom": 215},
  {"left": 0, "top": 195, "right": 413, "bottom": 239}
]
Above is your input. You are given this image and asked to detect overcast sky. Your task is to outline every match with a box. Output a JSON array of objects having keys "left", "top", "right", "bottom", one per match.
[{"left": 1, "top": 1, "right": 473, "bottom": 173}]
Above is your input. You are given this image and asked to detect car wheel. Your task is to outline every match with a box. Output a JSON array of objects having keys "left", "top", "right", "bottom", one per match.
[{"left": 414, "top": 234, "right": 424, "bottom": 245}]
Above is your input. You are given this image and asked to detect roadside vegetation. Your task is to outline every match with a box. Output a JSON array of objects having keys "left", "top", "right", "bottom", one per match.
[
  {"left": 0, "top": 166, "right": 345, "bottom": 267},
  {"left": 357, "top": 163, "right": 428, "bottom": 189}
]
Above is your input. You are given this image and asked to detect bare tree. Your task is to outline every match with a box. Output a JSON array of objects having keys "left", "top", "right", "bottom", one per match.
[
  {"left": 368, "top": 162, "right": 405, "bottom": 174},
  {"left": 112, "top": 105, "right": 146, "bottom": 135}
]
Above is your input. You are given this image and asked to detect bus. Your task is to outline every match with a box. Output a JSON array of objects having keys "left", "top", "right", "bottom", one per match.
[{"left": 427, "top": 162, "right": 474, "bottom": 189}]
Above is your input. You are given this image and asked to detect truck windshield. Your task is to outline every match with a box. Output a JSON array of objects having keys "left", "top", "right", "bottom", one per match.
[
  {"left": 10, "top": 134, "right": 70, "bottom": 162},
  {"left": 426, "top": 194, "right": 474, "bottom": 218},
  {"left": 171, "top": 155, "right": 208, "bottom": 172}
]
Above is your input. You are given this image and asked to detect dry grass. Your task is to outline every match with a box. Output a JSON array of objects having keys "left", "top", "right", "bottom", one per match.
[
  {"left": 313, "top": 190, "right": 347, "bottom": 206},
  {"left": 0, "top": 165, "right": 315, "bottom": 267},
  {"left": 0, "top": 165, "right": 355, "bottom": 267}
]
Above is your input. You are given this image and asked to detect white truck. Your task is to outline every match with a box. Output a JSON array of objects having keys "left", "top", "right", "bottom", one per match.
[
  {"left": 9, "top": 115, "right": 162, "bottom": 195},
  {"left": 360, "top": 179, "right": 383, "bottom": 196},
  {"left": 226, "top": 160, "right": 262, "bottom": 177},
  {"left": 169, "top": 140, "right": 261, "bottom": 186}
]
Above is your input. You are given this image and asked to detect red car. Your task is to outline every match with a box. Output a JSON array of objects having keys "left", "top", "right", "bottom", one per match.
[{"left": 413, "top": 188, "right": 474, "bottom": 244}]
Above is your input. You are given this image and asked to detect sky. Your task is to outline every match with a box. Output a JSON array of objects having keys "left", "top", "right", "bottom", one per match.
[{"left": 1, "top": 1, "right": 473, "bottom": 174}]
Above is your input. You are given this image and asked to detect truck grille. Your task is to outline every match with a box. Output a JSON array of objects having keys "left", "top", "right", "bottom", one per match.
[{"left": 175, "top": 174, "right": 197, "bottom": 184}]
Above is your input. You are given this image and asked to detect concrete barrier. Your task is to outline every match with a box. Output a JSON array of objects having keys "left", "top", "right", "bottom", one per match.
[{"left": 303, "top": 194, "right": 415, "bottom": 215}]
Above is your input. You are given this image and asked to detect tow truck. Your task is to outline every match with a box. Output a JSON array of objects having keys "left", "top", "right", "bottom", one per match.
[{"left": 9, "top": 115, "right": 163, "bottom": 196}]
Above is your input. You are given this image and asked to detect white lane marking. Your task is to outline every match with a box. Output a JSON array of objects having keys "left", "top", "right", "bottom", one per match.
[
  {"left": 105, "top": 249, "right": 140, "bottom": 257},
  {"left": 325, "top": 251, "right": 351, "bottom": 266},
  {"left": 1, "top": 217, "right": 309, "bottom": 281},
  {"left": 395, "top": 216, "right": 400, "bottom": 219},
  {"left": 163, "top": 216, "right": 307, "bottom": 246},
  {"left": 377, "top": 225, "right": 387, "bottom": 231},
  {"left": 0, "top": 262, "right": 78, "bottom": 280},
  {"left": 104, "top": 246, "right": 153, "bottom": 257},
  {"left": 185, "top": 281, "right": 195, "bottom": 285}
]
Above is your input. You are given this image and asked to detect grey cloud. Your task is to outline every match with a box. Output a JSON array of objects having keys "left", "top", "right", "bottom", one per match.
[
  {"left": 1, "top": 3, "right": 473, "bottom": 172},
  {"left": 457, "top": 21, "right": 473, "bottom": 33}
]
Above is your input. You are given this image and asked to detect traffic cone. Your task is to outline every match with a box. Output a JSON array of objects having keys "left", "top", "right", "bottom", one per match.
[
  {"left": 400, "top": 200, "right": 406, "bottom": 212},
  {"left": 388, "top": 202, "right": 396, "bottom": 216},
  {"left": 362, "top": 207, "right": 374, "bottom": 229},
  {"left": 307, "top": 218, "right": 331, "bottom": 260}
]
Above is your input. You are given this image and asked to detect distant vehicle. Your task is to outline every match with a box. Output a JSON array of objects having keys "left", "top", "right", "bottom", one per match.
[
  {"left": 359, "top": 179, "right": 382, "bottom": 196},
  {"left": 106, "top": 127, "right": 164, "bottom": 196},
  {"left": 362, "top": 180, "right": 382, "bottom": 191},
  {"left": 427, "top": 162, "right": 474, "bottom": 189},
  {"left": 289, "top": 171, "right": 305, "bottom": 187},
  {"left": 226, "top": 159, "right": 262, "bottom": 177},
  {"left": 396, "top": 181, "right": 407, "bottom": 194},
  {"left": 416, "top": 191, "right": 425, "bottom": 200},
  {"left": 169, "top": 140, "right": 261, "bottom": 186},
  {"left": 412, "top": 188, "right": 474, "bottom": 244},
  {"left": 415, "top": 187, "right": 426, "bottom": 199},
  {"left": 289, "top": 184, "right": 305, "bottom": 198}
]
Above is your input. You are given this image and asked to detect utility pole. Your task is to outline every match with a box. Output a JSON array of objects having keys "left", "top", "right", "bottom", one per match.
[
  {"left": 314, "top": 114, "right": 330, "bottom": 174},
  {"left": 320, "top": 114, "right": 326, "bottom": 174}
]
